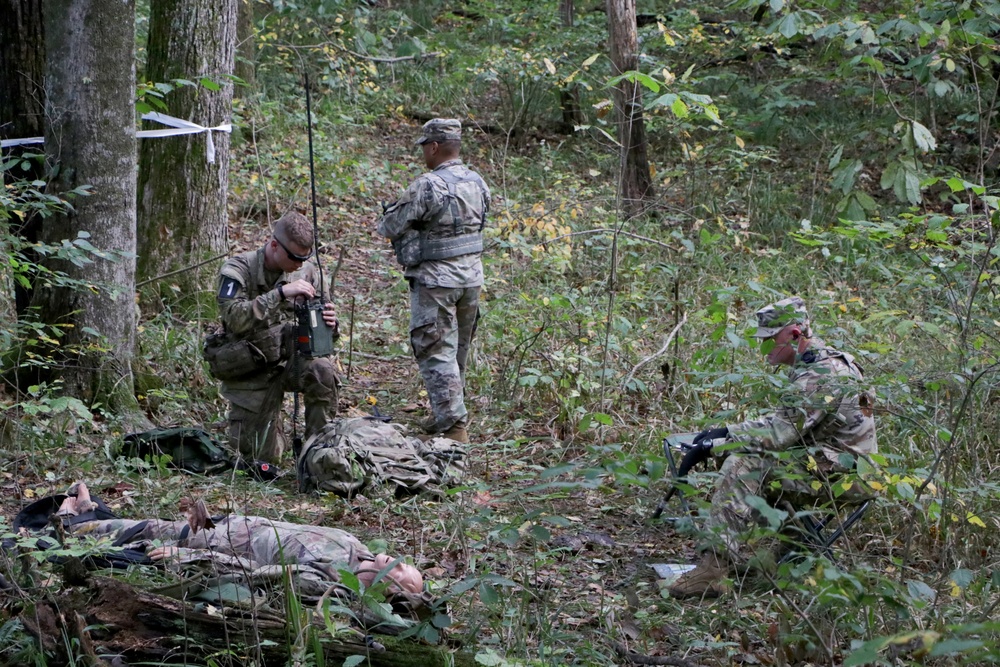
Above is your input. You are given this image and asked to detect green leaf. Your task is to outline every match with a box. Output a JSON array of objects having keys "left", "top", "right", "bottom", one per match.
[
  {"left": 343, "top": 656, "right": 366, "bottom": 667},
  {"left": 199, "top": 77, "right": 221, "bottom": 92},
  {"left": 744, "top": 495, "right": 787, "bottom": 530},
  {"left": 929, "top": 638, "right": 984, "bottom": 657},
  {"left": 672, "top": 97, "right": 689, "bottom": 118},
  {"left": 777, "top": 12, "right": 802, "bottom": 38},
  {"left": 479, "top": 581, "right": 499, "bottom": 605},
  {"left": 844, "top": 637, "right": 889, "bottom": 666},
  {"left": 475, "top": 650, "right": 506, "bottom": 666},
  {"left": 906, "top": 578, "right": 936, "bottom": 602}
]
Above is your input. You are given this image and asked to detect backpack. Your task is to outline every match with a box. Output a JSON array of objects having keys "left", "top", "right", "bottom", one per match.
[
  {"left": 296, "top": 418, "right": 466, "bottom": 497},
  {"left": 121, "top": 427, "right": 233, "bottom": 475}
]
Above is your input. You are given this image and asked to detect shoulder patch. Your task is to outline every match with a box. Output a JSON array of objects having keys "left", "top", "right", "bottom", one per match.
[{"left": 218, "top": 276, "right": 242, "bottom": 300}]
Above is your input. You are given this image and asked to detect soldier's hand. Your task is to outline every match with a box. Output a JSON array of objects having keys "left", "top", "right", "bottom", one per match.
[
  {"left": 282, "top": 279, "right": 316, "bottom": 301},
  {"left": 322, "top": 302, "right": 338, "bottom": 329}
]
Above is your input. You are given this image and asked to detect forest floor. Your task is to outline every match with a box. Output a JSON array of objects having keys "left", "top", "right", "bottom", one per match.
[{"left": 2, "top": 117, "right": 839, "bottom": 667}]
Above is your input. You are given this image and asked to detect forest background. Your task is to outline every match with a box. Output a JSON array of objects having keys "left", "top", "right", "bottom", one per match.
[{"left": 2, "top": 0, "right": 1000, "bottom": 665}]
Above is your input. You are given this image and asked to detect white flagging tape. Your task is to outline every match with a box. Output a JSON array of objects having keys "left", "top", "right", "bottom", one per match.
[{"left": 1, "top": 112, "right": 233, "bottom": 164}]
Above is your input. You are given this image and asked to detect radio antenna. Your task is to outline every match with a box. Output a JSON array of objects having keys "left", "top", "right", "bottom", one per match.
[{"left": 303, "top": 70, "right": 324, "bottom": 299}]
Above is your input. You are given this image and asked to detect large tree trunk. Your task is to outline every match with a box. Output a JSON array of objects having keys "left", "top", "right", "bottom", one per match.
[
  {"left": 606, "top": 0, "right": 654, "bottom": 216},
  {"left": 34, "top": 0, "right": 140, "bottom": 414},
  {"left": 136, "top": 0, "right": 236, "bottom": 313},
  {"left": 0, "top": 0, "right": 45, "bottom": 317}
]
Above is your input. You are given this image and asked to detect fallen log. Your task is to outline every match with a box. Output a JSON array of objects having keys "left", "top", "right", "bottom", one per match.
[{"left": 21, "top": 576, "right": 475, "bottom": 667}]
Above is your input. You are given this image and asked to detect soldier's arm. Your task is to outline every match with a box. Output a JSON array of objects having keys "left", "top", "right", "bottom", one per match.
[
  {"left": 218, "top": 266, "right": 284, "bottom": 337},
  {"left": 727, "top": 369, "right": 834, "bottom": 450},
  {"left": 377, "top": 177, "right": 438, "bottom": 240}
]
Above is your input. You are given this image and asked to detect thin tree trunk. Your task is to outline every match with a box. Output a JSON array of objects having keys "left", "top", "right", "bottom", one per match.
[
  {"left": 235, "top": 0, "right": 257, "bottom": 98},
  {"left": 35, "top": 0, "right": 139, "bottom": 415},
  {"left": 0, "top": 0, "right": 45, "bottom": 317},
  {"left": 136, "top": 0, "right": 236, "bottom": 313},
  {"left": 606, "top": 0, "right": 654, "bottom": 216},
  {"left": 560, "top": 0, "right": 574, "bottom": 27}
]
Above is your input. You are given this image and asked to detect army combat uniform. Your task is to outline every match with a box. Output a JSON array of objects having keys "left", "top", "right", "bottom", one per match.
[
  {"left": 709, "top": 339, "right": 878, "bottom": 562},
  {"left": 378, "top": 119, "right": 491, "bottom": 435},
  {"left": 214, "top": 248, "right": 338, "bottom": 463},
  {"left": 74, "top": 515, "right": 374, "bottom": 596}
]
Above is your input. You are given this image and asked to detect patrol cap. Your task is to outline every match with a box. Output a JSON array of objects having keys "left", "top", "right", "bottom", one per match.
[
  {"left": 416, "top": 118, "right": 462, "bottom": 145},
  {"left": 753, "top": 296, "right": 809, "bottom": 338}
]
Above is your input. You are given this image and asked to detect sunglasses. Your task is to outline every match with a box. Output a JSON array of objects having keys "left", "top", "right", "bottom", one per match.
[{"left": 275, "top": 236, "right": 312, "bottom": 262}]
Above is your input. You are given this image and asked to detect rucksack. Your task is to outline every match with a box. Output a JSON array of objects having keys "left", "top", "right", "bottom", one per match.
[
  {"left": 296, "top": 418, "right": 466, "bottom": 497},
  {"left": 121, "top": 427, "right": 232, "bottom": 475}
]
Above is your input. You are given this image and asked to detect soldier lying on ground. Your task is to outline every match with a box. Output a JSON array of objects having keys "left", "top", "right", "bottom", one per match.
[
  {"left": 52, "top": 484, "right": 427, "bottom": 610},
  {"left": 668, "top": 296, "right": 878, "bottom": 600}
]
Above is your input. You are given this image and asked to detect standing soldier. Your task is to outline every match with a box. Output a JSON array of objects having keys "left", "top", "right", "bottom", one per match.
[
  {"left": 206, "top": 212, "right": 339, "bottom": 463},
  {"left": 378, "top": 119, "right": 491, "bottom": 443},
  {"left": 668, "top": 296, "right": 878, "bottom": 599}
]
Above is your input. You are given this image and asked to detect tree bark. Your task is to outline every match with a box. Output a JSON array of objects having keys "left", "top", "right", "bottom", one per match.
[
  {"left": 23, "top": 576, "right": 478, "bottom": 667},
  {"left": 235, "top": 0, "right": 257, "bottom": 98},
  {"left": 0, "top": 0, "right": 45, "bottom": 316},
  {"left": 33, "top": 0, "right": 140, "bottom": 415},
  {"left": 560, "top": 0, "right": 574, "bottom": 27},
  {"left": 606, "top": 0, "right": 654, "bottom": 216},
  {"left": 136, "top": 0, "right": 236, "bottom": 312}
]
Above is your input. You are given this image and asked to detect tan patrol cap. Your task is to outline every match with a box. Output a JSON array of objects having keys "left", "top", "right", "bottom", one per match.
[
  {"left": 753, "top": 296, "right": 809, "bottom": 338},
  {"left": 416, "top": 118, "right": 462, "bottom": 145}
]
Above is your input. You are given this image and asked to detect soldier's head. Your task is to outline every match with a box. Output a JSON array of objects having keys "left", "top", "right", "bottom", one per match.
[
  {"left": 416, "top": 118, "right": 462, "bottom": 169},
  {"left": 267, "top": 211, "right": 313, "bottom": 271},
  {"left": 356, "top": 553, "right": 424, "bottom": 594},
  {"left": 753, "top": 296, "right": 811, "bottom": 366}
]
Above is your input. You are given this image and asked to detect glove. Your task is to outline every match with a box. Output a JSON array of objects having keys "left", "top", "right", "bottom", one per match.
[
  {"left": 692, "top": 426, "right": 729, "bottom": 446},
  {"left": 677, "top": 442, "right": 713, "bottom": 477}
]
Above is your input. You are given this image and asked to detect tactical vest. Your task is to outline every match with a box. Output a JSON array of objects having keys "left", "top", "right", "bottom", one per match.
[{"left": 420, "top": 167, "right": 489, "bottom": 259}]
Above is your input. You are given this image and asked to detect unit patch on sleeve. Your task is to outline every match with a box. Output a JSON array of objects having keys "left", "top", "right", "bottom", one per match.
[{"left": 218, "top": 276, "right": 242, "bottom": 300}]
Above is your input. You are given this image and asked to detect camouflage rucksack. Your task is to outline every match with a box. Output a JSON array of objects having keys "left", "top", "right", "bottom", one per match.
[{"left": 296, "top": 418, "right": 466, "bottom": 496}]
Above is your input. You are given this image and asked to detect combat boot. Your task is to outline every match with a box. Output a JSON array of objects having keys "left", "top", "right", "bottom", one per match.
[
  {"left": 417, "top": 419, "right": 469, "bottom": 444},
  {"left": 668, "top": 551, "right": 730, "bottom": 600}
]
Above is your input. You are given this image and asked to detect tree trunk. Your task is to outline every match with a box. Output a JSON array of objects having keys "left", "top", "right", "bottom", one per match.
[
  {"left": 560, "top": 0, "right": 574, "bottom": 27},
  {"left": 556, "top": 0, "right": 584, "bottom": 134},
  {"left": 0, "top": 0, "right": 45, "bottom": 317},
  {"left": 23, "top": 576, "right": 478, "bottom": 667},
  {"left": 33, "top": 0, "right": 140, "bottom": 415},
  {"left": 235, "top": 0, "right": 257, "bottom": 98},
  {"left": 136, "top": 0, "right": 236, "bottom": 313},
  {"left": 606, "top": 0, "right": 654, "bottom": 216}
]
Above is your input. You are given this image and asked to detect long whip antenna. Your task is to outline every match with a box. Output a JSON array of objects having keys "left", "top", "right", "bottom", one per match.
[{"left": 303, "top": 71, "right": 325, "bottom": 299}]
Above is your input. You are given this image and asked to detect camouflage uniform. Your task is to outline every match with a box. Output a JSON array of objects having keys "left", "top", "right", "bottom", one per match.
[
  {"left": 73, "top": 515, "right": 373, "bottom": 596},
  {"left": 377, "top": 119, "right": 491, "bottom": 433},
  {"left": 216, "top": 248, "right": 338, "bottom": 463},
  {"left": 707, "top": 299, "right": 878, "bottom": 564}
]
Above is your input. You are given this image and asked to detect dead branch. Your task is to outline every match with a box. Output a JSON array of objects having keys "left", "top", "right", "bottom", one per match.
[{"left": 620, "top": 313, "right": 688, "bottom": 392}]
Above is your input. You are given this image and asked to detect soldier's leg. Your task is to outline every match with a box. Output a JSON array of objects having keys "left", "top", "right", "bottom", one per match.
[
  {"left": 706, "top": 453, "right": 775, "bottom": 566},
  {"left": 226, "top": 387, "right": 286, "bottom": 464},
  {"left": 409, "top": 283, "right": 465, "bottom": 432},
  {"left": 455, "top": 286, "right": 481, "bottom": 383},
  {"left": 297, "top": 356, "right": 339, "bottom": 438}
]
